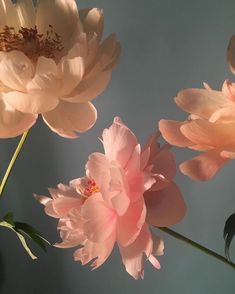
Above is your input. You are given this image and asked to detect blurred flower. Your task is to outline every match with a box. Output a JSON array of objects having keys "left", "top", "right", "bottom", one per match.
[
  {"left": 159, "top": 80, "right": 235, "bottom": 181},
  {"left": 0, "top": 0, "right": 120, "bottom": 138},
  {"left": 36, "top": 117, "right": 186, "bottom": 279}
]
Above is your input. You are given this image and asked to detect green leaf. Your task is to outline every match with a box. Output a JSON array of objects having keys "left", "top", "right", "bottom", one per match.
[
  {"left": 224, "top": 212, "right": 235, "bottom": 261},
  {"left": 0, "top": 212, "right": 51, "bottom": 260},
  {"left": 0, "top": 220, "right": 37, "bottom": 260},
  {"left": 15, "top": 222, "right": 51, "bottom": 252}
]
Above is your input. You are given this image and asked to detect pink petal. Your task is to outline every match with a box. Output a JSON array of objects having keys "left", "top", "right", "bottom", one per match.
[
  {"left": 180, "top": 149, "right": 228, "bottom": 181},
  {"left": 159, "top": 120, "right": 193, "bottom": 147},
  {"left": 81, "top": 193, "right": 117, "bottom": 243},
  {"left": 50, "top": 197, "right": 82, "bottom": 218},
  {"left": 117, "top": 197, "right": 146, "bottom": 247},
  {"left": 42, "top": 101, "right": 97, "bottom": 138},
  {"left": 145, "top": 182, "right": 186, "bottom": 227},
  {"left": 175, "top": 88, "right": 229, "bottom": 119},
  {"left": 151, "top": 149, "right": 176, "bottom": 181},
  {"left": 119, "top": 224, "right": 153, "bottom": 280},
  {"left": 0, "top": 100, "right": 37, "bottom": 138},
  {"left": 102, "top": 117, "right": 138, "bottom": 168},
  {"left": 222, "top": 79, "right": 235, "bottom": 102}
]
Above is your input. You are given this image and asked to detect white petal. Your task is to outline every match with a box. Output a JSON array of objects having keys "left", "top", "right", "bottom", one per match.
[
  {"left": 63, "top": 70, "right": 112, "bottom": 103},
  {"left": 15, "top": 0, "right": 35, "bottom": 28},
  {"left": 0, "top": 99, "right": 37, "bottom": 138},
  {"left": 0, "top": 51, "right": 34, "bottom": 91},
  {"left": 59, "top": 56, "right": 84, "bottom": 96},
  {"left": 36, "top": 0, "right": 80, "bottom": 53},
  {"left": 2, "top": 91, "right": 59, "bottom": 114},
  {"left": 42, "top": 101, "right": 97, "bottom": 138}
]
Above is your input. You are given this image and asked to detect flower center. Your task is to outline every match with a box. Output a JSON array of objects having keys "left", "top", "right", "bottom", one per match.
[
  {"left": 83, "top": 179, "right": 100, "bottom": 197},
  {"left": 0, "top": 25, "right": 63, "bottom": 61}
]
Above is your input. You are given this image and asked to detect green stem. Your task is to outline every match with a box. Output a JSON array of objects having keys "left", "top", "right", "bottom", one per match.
[
  {"left": 159, "top": 227, "right": 235, "bottom": 270},
  {"left": 0, "top": 131, "right": 29, "bottom": 199}
]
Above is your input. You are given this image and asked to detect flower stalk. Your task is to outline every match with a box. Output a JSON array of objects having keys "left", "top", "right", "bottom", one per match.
[
  {"left": 159, "top": 227, "right": 235, "bottom": 270},
  {"left": 0, "top": 131, "right": 29, "bottom": 199}
]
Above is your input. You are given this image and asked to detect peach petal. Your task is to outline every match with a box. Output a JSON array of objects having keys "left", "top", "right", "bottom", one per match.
[
  {"left": 180, "top": 119, "right": 235, "bottom": 147},
  {"left": 0, "top": 100, "right": 37, "bottom": 138},
  {"left": 175, "top": 88, "right": 229, "bottom": 119},
  {"left": 222, "top": 79, "right": 235, "bottom": 102},
  {"left": 117, "top": 197, "right": 146, "bottom": 247},
  {"left": 159, "top": 119, "right": 193, "bottom": 147},
  {"left": 180, "top": 149, "right": 228, "bottom": 181},
  {"left": 0, "top": 51, "right": 34, "bottom": 92},
  {"left": 209, "top": 106, "right": 235, "bottom": 123},
  {"left": 42, "top": 101, "right": 97, "bottom": 138},
  {"left": 3, "top": 91, "right": 59, "bottom": 114},
  {"left": 0, "top": 1, "right": 7, "bottom": 26},
  {"left": 145, "top": 182, "right": 186, "bottom": 227},
  {"left": 50, "top": 197, "right": 82, "bottom": 218},
  {"left": 102, "top": 117, "right": 138, "bottom": 168},
  {"left": 227, "top": 34, "right": 235, "bottom": 74},
  {"left": 119, "top": 224, "right": 153, "bottom": 280}
]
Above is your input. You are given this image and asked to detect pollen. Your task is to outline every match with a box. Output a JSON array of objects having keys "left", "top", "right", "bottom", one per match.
[{"left": 0, "top": 25, "right": 64, "bottom": 61}]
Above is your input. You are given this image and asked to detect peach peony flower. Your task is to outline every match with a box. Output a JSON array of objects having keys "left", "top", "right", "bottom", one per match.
[
  {"left": 36, "top": 117, "right": 186, "bottom": 279},
  {"left": 159, "top": 80, "right": 235, "bottom": 181},
  {"left": 0, "top": 0, "right": 120, "bottom": 138}
]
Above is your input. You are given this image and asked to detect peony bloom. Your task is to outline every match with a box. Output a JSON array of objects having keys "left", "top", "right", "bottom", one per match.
[
  {"left": 36, "top": 117, "right": 186, "bottom": 279},
  {"left": 0, "top": 0, "right": 120, "bottom": 138},
  {"left": 159, "top": 80, "right": 235, "bottom": 181}
]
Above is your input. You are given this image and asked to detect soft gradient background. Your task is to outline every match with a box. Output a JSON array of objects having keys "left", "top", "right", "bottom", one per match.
[{"left": 0, "top": 0, "right": 235, "bottom": 293}]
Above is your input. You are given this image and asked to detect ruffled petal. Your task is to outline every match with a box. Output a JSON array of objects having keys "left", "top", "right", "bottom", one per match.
[
  {"left": 175, "top": 88, "right": 230, "bottom": 119},
  {"left": 42, "top": 101, "right": 97, "bottom": 138},
  {"left": 81, "top": 193, "right": 117, "bottom": 243},
  {"left": 0, "top": 99, "right": 37, "bottom": 138},
  {"left": 145, "top": 182, "right": 186, "bottom": 227},
  {"left": 159, "top": 120, "right": 194, "bottom": 147},
  {"left": 102, "top": 117, "right": 138, "bottom": 168},
  {"left": 180, "top": 149, "right": 228, "bottom": 181},
  {"left": 74, "top": 230, "right": 116, "bottom": 269}
]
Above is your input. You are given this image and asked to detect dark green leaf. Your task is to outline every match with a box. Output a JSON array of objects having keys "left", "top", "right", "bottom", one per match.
[
  {"left": 3, "top": 212, "right": 14, "bottom": 226},
  {"left": 224, "top": 212, "right": 235, "bottom": 261},
  {"left": 15, "top": 222, "right": 51, "bottom": 252}
]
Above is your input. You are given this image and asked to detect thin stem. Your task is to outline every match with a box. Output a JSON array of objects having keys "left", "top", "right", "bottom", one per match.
[
  {"left": 0, "top": 131, "right": 29, "bottom": 199},
  {"left": 159, "top": 227, "right": 235, "bottom": 270}
]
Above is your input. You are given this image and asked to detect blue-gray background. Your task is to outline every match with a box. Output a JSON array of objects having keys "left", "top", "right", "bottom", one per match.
[{"left": 0, "top": 0, "right": 235, "bottom": 293}]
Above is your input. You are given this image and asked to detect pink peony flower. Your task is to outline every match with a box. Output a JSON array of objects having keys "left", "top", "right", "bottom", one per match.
[
  {"left": 36, "top": 117, "right": 186, "bottom": 279},
  {"left": 0, "top": 0, "right": 120, "bottom": 138},
  {"left": 159, "top": 80, "right": 235, "bottom": 181}
]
